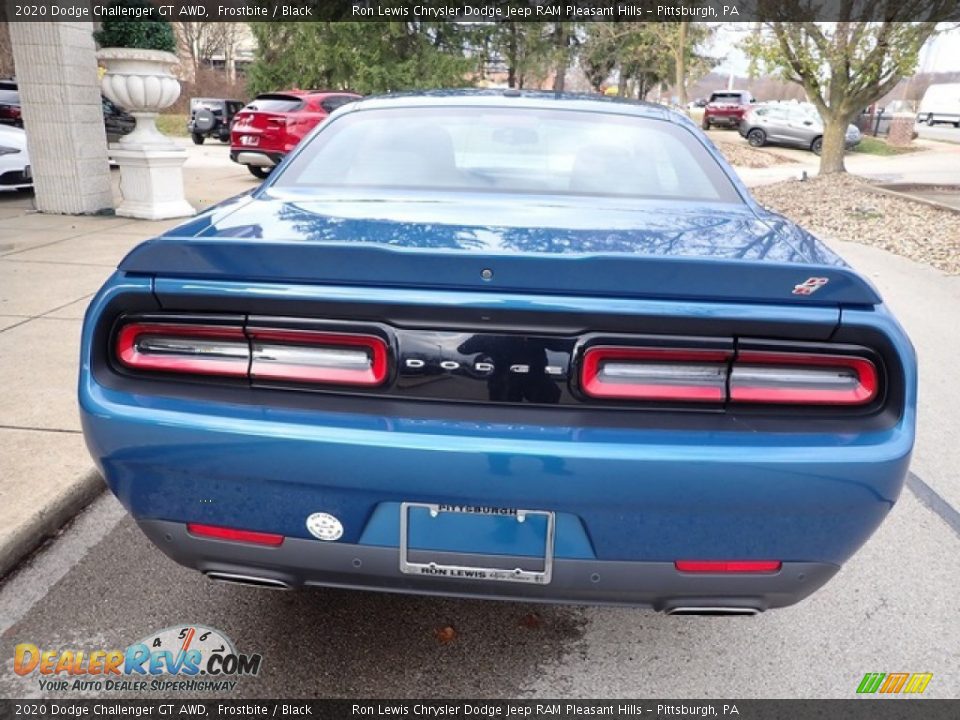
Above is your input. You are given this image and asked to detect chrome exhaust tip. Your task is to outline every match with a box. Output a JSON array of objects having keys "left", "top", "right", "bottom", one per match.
[
  {"left": 665, "top": 606, "right": 761, "bottom": 616},
  {"left": 206, "top": 571, "right": 291, "bottom": 590}
]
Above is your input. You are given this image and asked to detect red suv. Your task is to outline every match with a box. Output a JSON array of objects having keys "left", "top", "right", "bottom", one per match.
[
  {"left": 230, "top": 91, "right": 360, "bottom": 179},
  {"left": 702, "top": 90, "right": 755, "bottom": 130}
]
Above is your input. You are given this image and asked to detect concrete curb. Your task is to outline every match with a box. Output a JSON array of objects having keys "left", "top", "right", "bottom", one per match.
[
  {"left": 0, "top": 468, "right": 105, "bottom": 578},
  {"left": 868, "top": 183, "right": 960, "bottom": 215}
]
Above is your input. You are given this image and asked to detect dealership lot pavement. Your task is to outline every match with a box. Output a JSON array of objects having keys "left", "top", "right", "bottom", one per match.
[{"left": 1, "top": 142, "right": 958, "bottom": 699}]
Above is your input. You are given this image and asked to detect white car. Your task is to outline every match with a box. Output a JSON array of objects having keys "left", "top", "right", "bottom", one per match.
[{"left": 0, "top": 125, "right": 32, "bottom": 191}]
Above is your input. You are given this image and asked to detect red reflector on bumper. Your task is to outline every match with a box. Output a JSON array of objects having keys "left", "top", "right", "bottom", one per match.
[
  {"left": 187, "top": 523, "right": 284, "bottom": 547},
  {"left": 675, "top": 560, "right": 782, "bottom": 574}
]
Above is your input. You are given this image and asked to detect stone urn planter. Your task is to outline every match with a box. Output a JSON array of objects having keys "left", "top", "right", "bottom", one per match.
[{"left": 97, "top": 47, "right": 194, "bottom": 219}]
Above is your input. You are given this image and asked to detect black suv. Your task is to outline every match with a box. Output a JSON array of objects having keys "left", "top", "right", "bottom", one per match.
[
  {"left": 0, "top": 79, "right": 134, "bottom": 143},
  {"left": 187, "top": 98, "right": 245, "bottom": 144}
]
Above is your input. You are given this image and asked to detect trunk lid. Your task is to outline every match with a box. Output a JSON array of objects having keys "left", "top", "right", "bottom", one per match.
[{"left": 119, "top": 192, "right": 881, "bottom": 306}]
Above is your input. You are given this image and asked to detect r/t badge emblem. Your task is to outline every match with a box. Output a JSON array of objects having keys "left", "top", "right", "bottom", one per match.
[{"left": 793, "top": 277, "right": 829, "bottom": 295}]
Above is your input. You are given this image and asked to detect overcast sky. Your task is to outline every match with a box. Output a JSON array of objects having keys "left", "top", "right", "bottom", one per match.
[{"left": 710, "top": 26, "right": 960, "bottom": 78}]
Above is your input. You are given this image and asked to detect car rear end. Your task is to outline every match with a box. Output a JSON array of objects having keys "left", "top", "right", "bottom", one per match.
[
  {"left": 80, "top": 95, "right": 915, "bottom": 613},
  {"left": 230, "top": 92, "right": 359, "bottom": 177},
  {"left": 0, "top": 86, "right": 23, "bottom": 128},
  {"left": 704, "top": 91, "right": 752, "bottom": 130},
  {"left": 230, "top": 93, "right": 307, "bottom": 172}
]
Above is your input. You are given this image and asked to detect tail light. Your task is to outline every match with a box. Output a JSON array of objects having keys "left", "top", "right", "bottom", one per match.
[
  {"left": 675, "top": 560, "right": 781, "bottom": 574},
  {"left": 581, "top": 347, "right": 730, "bottom": 402},
  {"left": 580, "top": 345, "right": 878, "bottom": 406},
  {"left": 115, "top": 323, "right": 249, "bottom": 377},
  {"left": 115, "top": 321, "right": 389, "bottom": 388},
  {"left": 248, "top": 328, "right": 388, "bottom": 387},
  {"left": 187, "top": 523, "right": 284, "bottom": 547},
  {"left": 729, "top": 351, "right": 877, "bottom": 405}
]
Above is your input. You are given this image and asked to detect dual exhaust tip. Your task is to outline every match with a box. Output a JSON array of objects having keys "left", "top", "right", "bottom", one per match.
[
  {"left": 206, "top": 571, "right": 291, "bottom": 590},
  {"left": 665, "top": 606, "right": 761, "bottom": 616}
]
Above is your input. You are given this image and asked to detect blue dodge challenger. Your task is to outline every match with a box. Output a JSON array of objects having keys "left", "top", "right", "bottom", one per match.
[{"left": 79, "top": 92, "right": 916, "bottom": 614}]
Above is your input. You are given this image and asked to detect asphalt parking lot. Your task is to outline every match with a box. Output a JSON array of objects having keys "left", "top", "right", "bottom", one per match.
[{"left": 1, "top": 144, "right": 958, "bottom": 700}]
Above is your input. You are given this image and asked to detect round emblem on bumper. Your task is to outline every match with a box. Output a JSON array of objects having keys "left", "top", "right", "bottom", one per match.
[{"left": 306, "top": 512, "right": 343, "bottom": 541}]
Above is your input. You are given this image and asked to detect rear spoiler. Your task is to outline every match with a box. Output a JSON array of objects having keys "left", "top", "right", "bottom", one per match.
[{"left": 119, "top": 237, "right": 882, "bottom": 307}]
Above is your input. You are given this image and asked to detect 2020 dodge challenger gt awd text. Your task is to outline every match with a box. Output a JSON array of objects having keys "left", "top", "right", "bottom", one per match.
[{"left": 79, "top": 92, "right": 916, "bottom": 614}]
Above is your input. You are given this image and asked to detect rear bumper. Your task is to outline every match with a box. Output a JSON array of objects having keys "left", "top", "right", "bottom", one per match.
[
  {"left": 705, "top": 112, "right": 743, "bottom": 126},
  {"left": 140, "top": 519, "right": 838, "bottom": 611},
  {"left": 230, "top": 150, "right": 283, "bottom": 167},
  {"left": 0, "top": 168, "right": 31, "bottom": 188},
  {"left": 81, "top": 374, "right": 911, "bottom": 610}
]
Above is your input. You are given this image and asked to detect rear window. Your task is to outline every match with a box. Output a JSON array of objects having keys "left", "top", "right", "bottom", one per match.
[
  {"left": 319, "top": 95, "right": 358, "bottom": 113},
  {"left": 274, "top": 106, "right": 741, "bottom": 203},
  {"left": 245, "top": 95, "right": 304, "bottom": 113},
  {"left": 710, "top": 92, "right": 748, "bottom": 104}
]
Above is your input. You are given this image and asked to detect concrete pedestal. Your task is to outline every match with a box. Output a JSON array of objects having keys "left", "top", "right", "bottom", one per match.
[{"left": 110, "top": 146, "right": 195, "bottom": 220}]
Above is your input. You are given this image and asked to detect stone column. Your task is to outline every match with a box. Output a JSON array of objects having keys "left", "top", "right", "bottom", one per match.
[{"left": 9, "top": 21, "right": 113, "bottom": 215}]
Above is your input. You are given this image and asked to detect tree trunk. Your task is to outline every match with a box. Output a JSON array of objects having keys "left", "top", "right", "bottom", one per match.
[
  {"left": 818, "top": 115, "right": 850, "bottom": 174},
  {"left": 552, "top": 24, "right": 566, "bottom": 92},
  {"left": 675, "top": 21, "right": 688, "bottom": 106},
  {"left": 507, "top": 25, "right": 518, "bottom": 89},
  {"left": 617, "top": 69, "right": 628, "bottom": 96}
]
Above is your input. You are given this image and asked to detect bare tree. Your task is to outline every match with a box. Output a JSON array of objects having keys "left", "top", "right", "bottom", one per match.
[
  {"left": 174, "top": 22, "right": 231, "bottom": 80},
  {"left": 745, "top": 4, "right": 951, "bottom": 174}
]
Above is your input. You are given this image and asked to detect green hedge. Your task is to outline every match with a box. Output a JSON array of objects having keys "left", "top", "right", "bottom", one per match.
[{"left": 93, "top": 1, "right": 176, "bottom": 52}]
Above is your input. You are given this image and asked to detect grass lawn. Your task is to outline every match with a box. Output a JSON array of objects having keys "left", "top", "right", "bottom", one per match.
[
  {"left": 851, "top": 136, "right": 922, "bottom": 156},
  {"left": 156, "top": 114, "right": 189, "bottom": 137}
]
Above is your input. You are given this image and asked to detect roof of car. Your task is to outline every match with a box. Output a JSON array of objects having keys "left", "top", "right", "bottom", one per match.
[
  {"left": 343, "top": 89, "right": 675, "bottom": 122},
  {"left": 261, "top": 90, "right": 361, "bottom": 98}
]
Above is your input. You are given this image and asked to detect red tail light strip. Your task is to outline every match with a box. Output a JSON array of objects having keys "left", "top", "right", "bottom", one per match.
[
  {"left": 729, "top": 351, "right": 878, "bottom": 405},
  {"left": 675, "top": 560, "right": 782, "bottom": 574},
  {"left": 115, "top": 323, "right": 250, "bottom": 377},
  {"left": 248, "top": 328, "right": 389, "bottom": 387},
  {"left": 581, "top": 347, "right": 731, "bottom": 402},
  {"left": 187, "top": 523, "right": 284, "bottom": 547},
  {"left": 580, "top": 345, "right": 878, "bottom": 406},
  {"left": 115, "top": 322, "right": 389, "bottom": 388}
]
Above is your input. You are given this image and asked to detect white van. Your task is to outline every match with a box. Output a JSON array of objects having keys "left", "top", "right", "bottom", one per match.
[{"left": 917, "top": 83, "right": 960, "bottom": 127}]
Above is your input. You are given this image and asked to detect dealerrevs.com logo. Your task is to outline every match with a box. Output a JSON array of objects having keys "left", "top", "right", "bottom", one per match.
[{"left": 13, "top": 625, "right": 262, "bottom": 693}]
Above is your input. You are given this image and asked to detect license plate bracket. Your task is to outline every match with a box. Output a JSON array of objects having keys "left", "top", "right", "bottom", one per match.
[{"left": 399, "top": 502, "right": 554, "bottom": 585}]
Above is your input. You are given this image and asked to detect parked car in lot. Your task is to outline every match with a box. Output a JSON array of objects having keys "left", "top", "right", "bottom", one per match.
[
  {"left": 101, "top": 96, "right": 136, "bottom": 144},
  {"left": 740, "top": 103, "right": 862, "bottom": 155},
  {"left": 80, "top": 91, "right": 916, "bottom": 614},
  {"left": 187, "top": 98, "right": 245, "bottom": 145},
  {"left": 230, "top": 90, "right": 360, "bottom": 179},
  {"left": 1, "top": 80, "right": 22, "bottom": 128},
  {"left": 0, "top": 80, "right": 134, "bottom": 143},
  {"left": 702, "top": 90, "right": 755, "bottom": 130},
  {"left": 0, "top": 125, "right": 32, "bottom": 191}
]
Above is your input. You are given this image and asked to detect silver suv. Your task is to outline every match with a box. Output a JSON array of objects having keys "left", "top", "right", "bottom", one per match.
[{"left": 739, "top": 103, "right": 861, "bottom": 155}]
